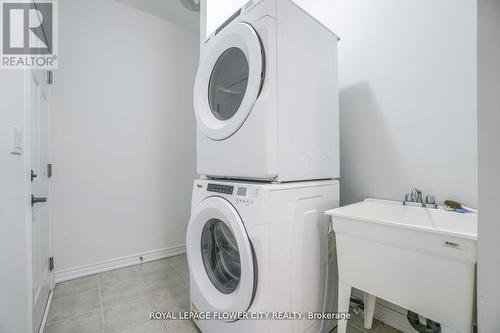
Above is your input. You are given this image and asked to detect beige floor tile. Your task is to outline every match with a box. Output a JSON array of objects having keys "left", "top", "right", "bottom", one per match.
[
  {"left": 330, "top": 323, "right": 365, "bottom": 333},
  {"left": 103, "top": 295, "right": 156, "bottom": 333},
  {"left": 152, "top": 285, "right": 190, "bottom": 312},
  {"left": 136, "top": 259, "right": 172, "bottom": 276},
  {"left": 148, "top": 280, "right": 189, "bottom": 300},
  {"left": 101, "top": 278, "right": 148, "bottom": 307},
  {"left": 53, "top": 275, "right": 98, "bottom": 299},
  {"left": 348, "top": 311, "right": 380, "bottom": 332},
  {"left": 165, "top": 319, "right": 200, "bottom": 333},
  {"left": 375, "top": 323, "right": 402, "bottom": 333},
  {"left": 99, "top": 266, "right": 139, "bottom": 286},
  {"left": 139, "top": 264, "right": 181, "bottom": 285},
  {"left": 120, "top": 319, "right": 167, "bottom": 333},
  {"left": 44, "top": 310, "right": 104, "bottom": 333},
  {"left": 142, "top": 271, "right": 187, "bottom": 293},
  {"left": 172, "top": 264, "right": 189, "bottom": 277},
  {"left": 46, "top": 290, "right": 101, "bottom": 324},
  {"left": 167, "top": 254, "right": 187, "bottom": 265},
  {"left": 169, "top": 257, "right": 188, "bottom": 270},
  {"left": 153, "top": 295, "right": 190, "bottom": 313},
  {"left": 46, "top": 256, "right": 403, "bottom": 333}
]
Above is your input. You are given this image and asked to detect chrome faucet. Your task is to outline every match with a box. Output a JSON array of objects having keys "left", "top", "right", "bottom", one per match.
[
  {"left": 411, "top": 188, "right": 422, "bottom": 203},
  {"left": 424, "top": 195, "right": 438, "bottom": 209},
  {"left": 403, "top": 188, "right": 437, "bottom": 208}
]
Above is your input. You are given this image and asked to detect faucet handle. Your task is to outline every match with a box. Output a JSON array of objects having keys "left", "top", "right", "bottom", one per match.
[
  {"left": 425, "top": 195, "right": 438, "bottom": 208},
  {"left": 411, "top": 188, "right": 422, "bottom": 202}
]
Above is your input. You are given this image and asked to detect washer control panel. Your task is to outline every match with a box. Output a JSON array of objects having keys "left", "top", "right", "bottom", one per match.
[
  {"left": 204, "top": 182, "right": 258, "bottom": 206},
  {"left": 235, "top": 186, "right": 258, "bottom": 206},
  {"left": 236, "top": 197, "right": 254, "bottom": 205},
  {"left": 242, "top": 0, "right": 264, "bottom": 15},
  {"left": 207, "top": 183, "right": 234, "bottom": 195}
]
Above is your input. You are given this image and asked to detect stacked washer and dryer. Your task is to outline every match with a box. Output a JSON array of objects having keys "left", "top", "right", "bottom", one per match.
[{"left": 186, "top": 0, "right": 340, "bottom": 332}]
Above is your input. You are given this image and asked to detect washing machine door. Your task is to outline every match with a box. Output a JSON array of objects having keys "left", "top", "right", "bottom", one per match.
[
  {"left": 194, "top": 22, "right": 264, "bottom": 141},
  {"left": 187, "top": 196, "right": 257, "bottom": 313}
]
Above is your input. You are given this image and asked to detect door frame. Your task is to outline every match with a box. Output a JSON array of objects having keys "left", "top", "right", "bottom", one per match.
[{"left": 24, "top": 68, "right": 55, "bottom": 333}]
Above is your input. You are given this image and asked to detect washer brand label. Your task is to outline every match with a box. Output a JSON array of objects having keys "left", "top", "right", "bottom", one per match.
[{"left": 443, "top": 240, "right": 461, "bottom": 249}]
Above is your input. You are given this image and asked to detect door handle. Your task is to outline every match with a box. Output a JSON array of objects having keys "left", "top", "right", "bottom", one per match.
[{"left": 31, "top": 195, "right": 47, "bottom": 206}]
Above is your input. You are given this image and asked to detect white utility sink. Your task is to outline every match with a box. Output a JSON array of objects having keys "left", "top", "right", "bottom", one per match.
[{"left": 326, "top": 199, "right": 477, "bottom": 333}]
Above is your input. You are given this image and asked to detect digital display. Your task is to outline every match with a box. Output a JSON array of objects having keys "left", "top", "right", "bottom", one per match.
[
  {"left": 237, "top": 187, "right": 247, "bottom": 196},
  {"left": 207, "top": 183, "right": 234, "bottom": 195}
]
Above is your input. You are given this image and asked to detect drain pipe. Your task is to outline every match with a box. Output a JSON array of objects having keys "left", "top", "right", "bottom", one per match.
[{"left": 407, "top": 311, "right": 441, "bottom": 333}]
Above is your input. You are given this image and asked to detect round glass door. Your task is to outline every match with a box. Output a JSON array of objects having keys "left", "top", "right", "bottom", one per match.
[
  {"left": 209, "top": 48, "right": 249, "bottom": 121},
  {"left": 201, "top": 219, "right": 241, "bottom": 294},
  {"left": 186, "top": 196, "right": 257, "bottom": 313},
  {"left": 193, "top": 22, "right": 264, "bottom": 140}
]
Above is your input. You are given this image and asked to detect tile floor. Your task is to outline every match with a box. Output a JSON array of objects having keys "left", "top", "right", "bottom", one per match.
[
  {"left": 44, "top": 254, "right": 401, "bottom": 333},
  {"left": 330, "top": 312, "right": 402, "bottom": 333}
]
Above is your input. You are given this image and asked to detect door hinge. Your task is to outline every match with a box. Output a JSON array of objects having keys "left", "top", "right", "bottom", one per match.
[
  {"left": 47, "top": 163, "right": 53, "bottom": 178},
  {"left": 31, "top": 169, "right": 38, "bottom": 182},
  {"left": 47, "top": 71, "right": 53, "bottom": 85},
  {"left": 49, "top": 257, "right": 54, "bottom": 271}
]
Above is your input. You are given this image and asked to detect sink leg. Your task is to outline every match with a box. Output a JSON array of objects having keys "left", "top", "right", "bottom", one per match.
[
  {"left": 363, "top": 292, "right": 376, "bottom": 329},
  {"left": 337, "top": 282, "right": 351, "bottom": 333}
]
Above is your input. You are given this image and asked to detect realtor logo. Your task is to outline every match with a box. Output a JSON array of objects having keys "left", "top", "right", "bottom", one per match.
[{"left": 1, "top": 0, "right": 58, "bottom": 69}]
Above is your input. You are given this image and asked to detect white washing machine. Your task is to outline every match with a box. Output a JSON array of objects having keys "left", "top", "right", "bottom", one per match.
[
  {"left": 194, "top": 0, "right": 339, "bottom": 182},
  {"left": 186, "top": 178, "right": 339, "bottom": 333}
]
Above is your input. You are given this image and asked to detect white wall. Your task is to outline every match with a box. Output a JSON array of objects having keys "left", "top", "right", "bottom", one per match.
[
  {"left": 0, "top": 72, "right": 31, "bottom": 333},
  {"left": 477, "top": 0, "right": 500, "bottom": 331},
  {"left": 334, "top": 0, "right": 477, "bottom": 206},
  {"left": 51, "top": 0, "right": 199, "bottom": 273}
]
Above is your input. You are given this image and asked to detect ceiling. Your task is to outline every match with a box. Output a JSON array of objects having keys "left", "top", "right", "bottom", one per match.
[{"left": 115, "top": 0, "right": 199, "bottom": 32}]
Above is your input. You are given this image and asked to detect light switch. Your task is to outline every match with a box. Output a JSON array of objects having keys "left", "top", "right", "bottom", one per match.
[{"left": 11, "top": 126, "right": 22, "bottom": 155}]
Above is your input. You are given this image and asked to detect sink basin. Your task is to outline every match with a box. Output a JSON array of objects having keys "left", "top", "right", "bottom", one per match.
[
  {"left": 326, "top": 199, "right": 477, "bottom": 333},
  {"left": 331, "top": 198, "right": 477, "bottom": 240}
]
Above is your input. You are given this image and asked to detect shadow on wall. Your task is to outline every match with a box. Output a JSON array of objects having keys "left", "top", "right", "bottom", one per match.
[{"left": 339, "top": 82, "right": 408, "bottom": 206}]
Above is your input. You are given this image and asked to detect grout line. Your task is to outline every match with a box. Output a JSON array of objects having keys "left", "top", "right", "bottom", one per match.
[
  {"left": 166, "top": 257, "right": 190, "bottom": 286},
  {"left": 134, "top": 264, "right": 170, "bottom": 333},
  {"left": 164, "top": 257, "right": 192, "bottom": 331},
  {"left": 43, "top": 283, "right": 102, "bottom": 326},
  {"left": 97, "top": 275, "right": 108, "bottom": 333},
  {"left": 50, "top": 285, "right": 99, "bottom": 301},
  {"left": 44, "top": 309, "right": 99, "bottom": 327}
]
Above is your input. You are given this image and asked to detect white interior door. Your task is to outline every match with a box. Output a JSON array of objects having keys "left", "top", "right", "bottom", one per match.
[{"left": 30, "top": 70, "right": 52, "bottom": 333}]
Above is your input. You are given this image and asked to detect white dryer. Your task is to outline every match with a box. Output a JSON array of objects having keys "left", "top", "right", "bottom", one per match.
[
  {"left": 186, "top": 178, "right": 339, "bottom": 333},
  {"left": 194, "top": 0, "right": 339, "bottom": 182}
]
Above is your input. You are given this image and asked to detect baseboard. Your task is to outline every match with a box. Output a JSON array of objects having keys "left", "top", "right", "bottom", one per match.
[
  {"left": 352, "top": 289, "right": 417, "bottom": 333},
  {"left": 54, "top": 245, "right": 186, "bottom": 283}
]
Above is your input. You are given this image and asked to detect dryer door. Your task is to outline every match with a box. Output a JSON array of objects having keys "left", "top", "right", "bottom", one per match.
[
  {"left": 187, "top": 196, "right": 257, "bottom": 314},
  {"left": 194, "top": 22, "right": 264, "bottom": 140}
]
